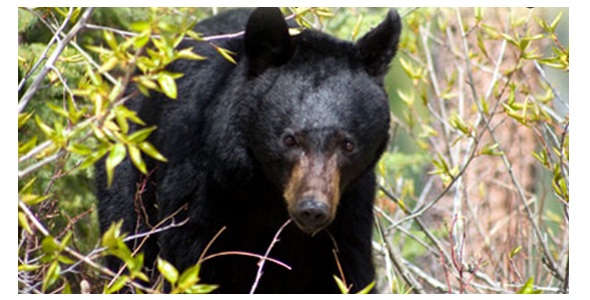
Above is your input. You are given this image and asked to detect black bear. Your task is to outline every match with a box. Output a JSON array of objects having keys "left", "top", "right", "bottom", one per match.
[{"left": 96, "top": 7, "right": 401, "bottom": 293}]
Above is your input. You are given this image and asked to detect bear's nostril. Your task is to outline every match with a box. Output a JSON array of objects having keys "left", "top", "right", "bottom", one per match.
[{"left": 294, "top": 200, "right": 330, "bottom": 231}]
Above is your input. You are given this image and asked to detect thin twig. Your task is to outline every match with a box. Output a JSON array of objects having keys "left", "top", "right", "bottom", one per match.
[
  {"left": 249, "top": 219, "right": 292, "bottom": 294},
  {"left": 201, "top": 251, "right": 291, "bottom": 271},
  {"left": 18, "top": 7, "right": 68, "bottom": 93},
  {"left": 404, "top": 258, "right": 449, "bottom": 293},
  {"left": 18, "top": 7, "right": 94, "bottom": 114},
  {"left": 448, "top": 215, "right": 465, "bottom": 294},
  {"left": 377, "top": 217, "right": 424, "bottom": 294},
  {"left": 19, "top": 150, "right": 66, "bottom": 179},
  {"left": 420, "top": 25, "right": 454, "bottom": 166}
]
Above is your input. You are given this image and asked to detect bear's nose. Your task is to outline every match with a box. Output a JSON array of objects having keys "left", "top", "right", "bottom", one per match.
[{"left": 293, "top": 199, "right": 330, "bottom": 234}]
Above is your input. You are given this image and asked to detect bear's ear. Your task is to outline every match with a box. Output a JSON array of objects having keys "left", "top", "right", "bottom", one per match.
[
  {"left": 356, "top": 9, "right": 402, "bottom": 80},
  {"left": 244, "top": 7, "right": 294, "bottom": 76}
]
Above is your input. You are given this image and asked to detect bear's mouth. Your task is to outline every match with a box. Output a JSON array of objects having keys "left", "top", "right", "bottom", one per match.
[{"left": 283, "top": 154, "right": 340, "bottom": 235}]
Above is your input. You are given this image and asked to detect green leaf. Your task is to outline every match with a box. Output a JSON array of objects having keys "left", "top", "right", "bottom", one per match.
[
  {"left": 503, "top": 104, "right": 527, "bottom": 125},
  {"left": 183, "top": 283, "right": 219, "bottom": 294},
  {"left": 479, "top": 143, "right": 504, "bottom": 156},
  {"left": 212, "top": 44, "right": 237, "bottom": 65},
  {"left": 21, "top": 193, "right": 51, "bottom": 206},
  {"left": 35, "top": 115, "right": 54, "bottom": 137},
  {"left": 67, "top": 95, "right": 84, "bottom": 123},
  {"left": 509, "top": 245, "right": 522, "bottom": 258},
  {"left": 41, "top": 236, "right": 61, "bottom": 254},
  {"left": 19, "top": 111, "right": 34, "bottom": 129},
  {"left": 176, "top": 47, "right": 206, "bottom": 61},
  {"left": 19, "top": 178, "right": 37, "bottom": 195},
  {"left": 501, "top": 33, "right": 519, "bottom": 47},
  {"left": 119, "top": 105, "right": 146, "bottom": 126},
  {"left": 67, "top": 143, "right": 93, "bottom": 156},
  {"left": 476, "top": 32, "right": 489, "bottom": 60},
  {"left": 42, "top": 261, "right": 61, "bottom": 292},
  {"left": 134, "top": 270, "right": 150, "bottom": 283},
  {"left": 399, "top": 57, "right": 416, "bottom": 79},
  {"left": 101, "top": 221, "right": 134, "bottom": 264},
  {"left": 419, "top": 124, "right": 438, "bottom": 138},
  {"left": 98, "top": 56, "right": 119, "bottom": 74},
  {"left": 60, "top": 231, "right": 73, "bottom": 251},
  {"left": 186, "top": 30, "right": 203, "bottom": 41},
  {"left": 474, "top": 7, "right": 483, "bottom": 22},
  {"left": 105, "top": 275, "right": 129, "bottom": 294},
  {"left": 449, "top": 114, "right": 472, "bottom": 135},
  {"left": 158, "top": 72, "right": 178, "bottom": 99},
  {"left": 103, "top": 30, "right": 118, "bottom": 50},
  {"left": 78, "top": 146, "right": 108, "bottom": 170},
  {"left": 128, "top": 144, "right": 147, "bottom": 174},
  {"left": 136, "top": 83, "right": 150, "bottom": 96},
  {"left": 356, "top": 281, "right": 375, "bottom": 294},
  {"left": 18, "top": 212, "right": 32, "bottom": 234},
  {"left": 85, "top": 59, "right": 103, "bottom": 86},
  {"left": 532, "top": 149, "right": 550, "bottom": 168},
  {"left": 138, "top": 141, "right": 167, "bottom": 162},
  {"left": 115, "top": 107, "right": 130, "bottom": 134},
  {"left": 313, "top": 8, "right": 333, "bottom": 18},
  {"left": 18, "top": 263, "right": 41, "bottom": 272},
  {"left": 480, "top": 96, "right": 490, "bottom": 114},
  {"left": 522, "top": 33, "right": 545, "bottom": 41},
  {"left": 550, "top": 11, "right": 563, "bottom": 32},
  {"left": 333, "top": 275, "right": 350, "bottom": 294},
  {"left": 19, "top": 136, "right": 38, "bottom": 156},
  {"left": 101, "top": 221, "right": 126, "bottom": 249},
  {"left": 127, "top": 126, "right": 157, "bottom": 143},
  {"left": 157, "top": 257, "right": 179, "bottom": 285},
  {"left": 157, "top": 19, "right": 176, "bottom": 32},
  {"left": 127, "top": 252, "right": 145, "bottom": 275},
  {"left": 176, "top": 264, "right": 201, "bottom": 292},
  {"left": 57, "top": 254, "right": 75, "bottom": 265},
  {"left": 130, "top": 21, "right": 151, "bottom": 32},
  {"left": 397, "top": 89, "right": 415, "bottom": 106},
  {"left": 136, "top": 76, "right": 159, "bottom": 90},
  {"left": 134, "top": 30, "right": 151, "bottom": 49},
  {"left": 536, "top": 17, "right": 550, "bottom": 32},
  {"left": 136, "top": 56, "right": 157, "bottom": 73},
  {"left": 86, "top": 45, "right": 113, "bottom": 57},
  {"left": 62, "top": 282, "right": 72, "bottom": 294},
  {"left": 106, "top": 143, "right": 127, "bottom": 187},
  {"left": 517, "top": 277, "right": 542, "bottom": 294}
]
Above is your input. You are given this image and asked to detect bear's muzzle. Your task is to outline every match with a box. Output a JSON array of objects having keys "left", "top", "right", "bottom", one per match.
[{"left": 283, "top": 153, "right": 340, "bottom": 235}]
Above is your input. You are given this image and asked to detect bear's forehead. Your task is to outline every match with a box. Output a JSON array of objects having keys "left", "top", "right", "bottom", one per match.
[{"left": 282, "top": 85, "right": 380, "bottom": 132}]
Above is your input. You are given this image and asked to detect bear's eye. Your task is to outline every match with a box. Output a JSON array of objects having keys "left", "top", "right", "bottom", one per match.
[
  {"left": 341, "top": 139, "right": 355, "bottom": 154},
  {"left": 282, "top": 134, "right": 297, "bottom": 148}
]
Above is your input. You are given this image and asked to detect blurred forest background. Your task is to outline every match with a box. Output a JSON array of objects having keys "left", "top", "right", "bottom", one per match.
[{"left": 18, "top": 7, "right": 569, "bottom": 294}]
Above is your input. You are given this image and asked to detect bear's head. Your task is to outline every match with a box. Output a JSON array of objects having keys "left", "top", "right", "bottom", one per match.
[{"left": 242, "top": 8, "right": 402, "bottom": 235}]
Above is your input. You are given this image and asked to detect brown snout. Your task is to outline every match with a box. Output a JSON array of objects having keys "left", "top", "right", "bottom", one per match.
[{"left": 283, "top": 154, "right": 340, "bottom": 235}]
